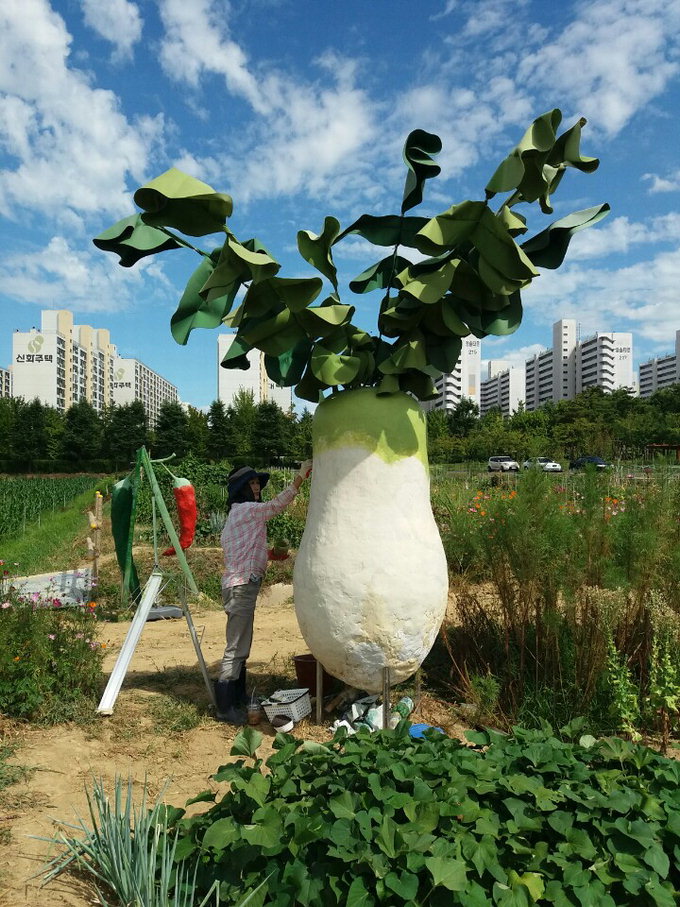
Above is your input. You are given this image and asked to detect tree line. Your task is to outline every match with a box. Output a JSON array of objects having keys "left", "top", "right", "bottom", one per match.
[
  {"left": 0, "top": 390, "right": 312, "bottom": 473},
  {"left": 1, "top": 383, "right": 679, "bottom": 473},
  {"left": 427, "top": 384, "right": 680, "bottom": 464}
]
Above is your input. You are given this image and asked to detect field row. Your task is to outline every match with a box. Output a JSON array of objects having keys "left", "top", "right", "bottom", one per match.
[{"left": 0, "top": 476, "right": 102, "bottom": 539}]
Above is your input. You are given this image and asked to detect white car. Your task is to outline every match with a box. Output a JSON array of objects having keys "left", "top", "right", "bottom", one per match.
[
  {"left": 523, "top": 457, "right": 563, "bottom": 472},
  {"left": 488, "top": 455, "right": 520, "bottom": 472}
]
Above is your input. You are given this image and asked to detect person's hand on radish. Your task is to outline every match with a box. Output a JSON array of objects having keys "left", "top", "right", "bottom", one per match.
[{"left": 293, "top": 459, "right": 312, "bottom": 488}]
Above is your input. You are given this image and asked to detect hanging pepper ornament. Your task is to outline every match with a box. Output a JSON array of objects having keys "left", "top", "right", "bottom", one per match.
[{"left": 162, "top": 475, "right": 198, "bottom": 556}]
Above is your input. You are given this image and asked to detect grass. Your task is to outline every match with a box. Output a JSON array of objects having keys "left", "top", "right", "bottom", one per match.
[{"left": 0, "top": 487, "right": 104, "bottom": 575}]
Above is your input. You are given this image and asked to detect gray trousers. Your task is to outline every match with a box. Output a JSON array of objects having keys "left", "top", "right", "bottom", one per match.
[{"left": 218, "top": 578, "right": 262, "bottom": 682}]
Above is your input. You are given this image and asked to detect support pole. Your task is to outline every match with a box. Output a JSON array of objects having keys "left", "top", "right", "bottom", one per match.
[
  {"left": 382, "top": 666, "right": 391, "bottom": 730},
  {"left": 315, "top": 657, "right": 324, "bottom": 724},
  {"left": 180, "top": 580, "right": 217, "bottom": 710}
]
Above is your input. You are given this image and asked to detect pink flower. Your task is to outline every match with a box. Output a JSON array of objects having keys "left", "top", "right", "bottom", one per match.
[
  {"left": 1, "top": 602, "right": 10, "bottom": 609},
  {"left": 48, "top": 634, "right": 56, "bottom": 640}
]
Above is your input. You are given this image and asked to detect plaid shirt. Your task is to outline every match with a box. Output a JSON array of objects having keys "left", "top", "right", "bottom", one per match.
[{"left": 221, "top": 484, "right": 298, "bottom": 589}]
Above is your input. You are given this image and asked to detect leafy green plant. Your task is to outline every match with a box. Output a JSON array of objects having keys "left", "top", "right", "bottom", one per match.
[
  {"left": 155, "top": 724, "right": 680, "bottom": 906},
  {"left": 0, "top": 589, "right": 104, "bottom": 722},
  {"left": 94, "top": 110, "right": 606, "bottom": 406}
]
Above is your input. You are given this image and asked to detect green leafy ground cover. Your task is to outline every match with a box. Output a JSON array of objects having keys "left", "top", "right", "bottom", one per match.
[{"left": 47, "top": 724, "right": 680, "bottom": 906}]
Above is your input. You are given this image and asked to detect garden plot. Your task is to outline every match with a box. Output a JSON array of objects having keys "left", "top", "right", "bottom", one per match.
[{"left": 0, "top": 584, "right": 462, "bottom": 906}]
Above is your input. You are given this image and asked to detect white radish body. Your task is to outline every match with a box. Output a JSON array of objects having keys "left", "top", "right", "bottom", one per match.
[{"left": 293, "top": 388, "right": 448, "bottom": 692}]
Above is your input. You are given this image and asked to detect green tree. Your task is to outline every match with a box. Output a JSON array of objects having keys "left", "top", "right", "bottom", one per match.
[
  {"left": 207, "top": 400, "right": 232, "bottom": 461},
  {"left": 226, "top": 389, "right": 257, "bottom": 462},
  {"left": 44, "top": 405, "right": 65, "bottom": 461},
  {"left": 153, "top": 401, "right": 189, "bottom": 459},
  {"left": 61, "top": 400, "right": 102, "bottom": 465},
  {"left": 291, "top": 408, "right": 313, "bottom": 459},
  {"left": 0, "top": 397, "right": 19, "bottom": 461},
  {"left": 11, "top": 398, "right": 49, "bottom": 467},
  {"left": 252, "top": 400, "right": 292, "bottom": 465},
  {"left": 448, "top": 398, "right": 479, "bottom": 438},
  {"left": 185, "top": 405, "right": 209, "bottom": 459},
  {"left": 103, "top": 401, "right": 149, "bottom": 467}
]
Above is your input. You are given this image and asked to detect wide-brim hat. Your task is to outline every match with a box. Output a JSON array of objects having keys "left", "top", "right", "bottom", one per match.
[{"left": 227, "top": 465, "right": 270, "bottom": 504}]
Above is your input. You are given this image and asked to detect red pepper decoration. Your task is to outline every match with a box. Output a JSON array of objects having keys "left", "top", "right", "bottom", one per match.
[{"left": 163, "top": 476, "right": 197, "bottom": 556}]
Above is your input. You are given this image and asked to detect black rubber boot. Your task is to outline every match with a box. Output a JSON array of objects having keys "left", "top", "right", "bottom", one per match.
[
  {"left": 235, "top": 665, "right": 247, "bottom": 707},
  {"left": 214, "top": 679, "right": 247, "bottom": 725}
]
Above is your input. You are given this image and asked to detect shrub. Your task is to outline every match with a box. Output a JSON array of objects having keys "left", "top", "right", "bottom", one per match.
[{"left": 0, "top": 585, "right": 104, "bottom": 722}]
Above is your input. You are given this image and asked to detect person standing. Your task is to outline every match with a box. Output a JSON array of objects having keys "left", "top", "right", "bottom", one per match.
[{"left": 215, "top": 460, "right": 312, "bottom": 723}]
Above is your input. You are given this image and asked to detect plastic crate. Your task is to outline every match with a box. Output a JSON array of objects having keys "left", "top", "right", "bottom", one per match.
[{"left": 261, "top": 688, "right": 312, "bottom": 722}]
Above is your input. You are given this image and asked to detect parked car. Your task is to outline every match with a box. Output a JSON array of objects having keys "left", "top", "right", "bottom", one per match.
[
  {"left": 569, "top": 456, "right": 611, "bottom": 470},
  {"left": 523, "top": 457, "right": 563, "bottom": 472},
  {"left": 488, "top": 455, "right": 520, "bottom": 472}
]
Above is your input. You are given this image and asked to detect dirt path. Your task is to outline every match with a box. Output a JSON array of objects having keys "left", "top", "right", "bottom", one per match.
[{"left": 0, "top": 585, "right": 463, "bottom": 907}]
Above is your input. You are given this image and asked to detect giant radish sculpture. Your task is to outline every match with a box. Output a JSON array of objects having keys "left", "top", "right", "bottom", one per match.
[{"left": 94, "top": 110, "right": 608, "bottom": 691}]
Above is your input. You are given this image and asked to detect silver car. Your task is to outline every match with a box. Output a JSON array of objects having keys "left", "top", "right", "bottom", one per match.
[
  {"left": 488, "top": 455, "right": 520, "bottom": 472},
  {"left": 523, "top": 457, "right": 562, "bottom": 472}
]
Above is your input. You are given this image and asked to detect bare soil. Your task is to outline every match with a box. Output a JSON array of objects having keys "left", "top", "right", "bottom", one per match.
[{"left": 0, "top": 584, "right": 466, "bottom": 907}]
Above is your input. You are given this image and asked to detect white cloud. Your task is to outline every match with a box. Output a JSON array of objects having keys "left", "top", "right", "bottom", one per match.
[
  {"left": 0, "top": 236, "right": 146, "bottom": 312},
  {"left": 517, "top": 0, "right": 680, "bottom": 137},
  {"left": 157, "top": 0, "right": 267, "bottom": 114},
  {"left": 0, "top": 0, "right": 161, "bottom": 220},
  {"left": 522, "top": 245, "right": 680, "bottom": 343},
  {"left": 643, "top": 171, "right": 680, "bottom": 194},
  {"left": 566, "top": 213, "right": 680, "bottom": 259},
  {"left": 81, "top": 0, "right": 143, "bottom": 61}
]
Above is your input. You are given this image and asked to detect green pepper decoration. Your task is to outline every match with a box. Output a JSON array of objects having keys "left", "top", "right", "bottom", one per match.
[{"left": 111, "top": 474, "right": 141, "bottom": 602}]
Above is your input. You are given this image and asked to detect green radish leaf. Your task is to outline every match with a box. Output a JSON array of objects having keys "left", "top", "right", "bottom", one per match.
[
  {"left": 521, "top": 204, "right": 610, "bottom": 269},
  {"left": 170, "top": 248, "right": 238, "bottom": 345},
  {"left": 135, "top": 167, "right": 233, "bottom": 236},
  {"left": 93, "top": 214, "right": 182, "bottom": 267},
  {"left": 402, "top": 128, "right": 442, "bottom": 214},
  {"left": 349, "top": 255, "right": 411, "bottom": 294},
  {"left": 335, "top": 214, "right": 429, "bottom": 248},
  {"left": 297, "top": 216, "right": 340, "bottom": 290}
]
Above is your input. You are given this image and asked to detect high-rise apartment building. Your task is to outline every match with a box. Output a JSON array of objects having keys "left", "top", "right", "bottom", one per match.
[
  {"left": 10, "top": 310, "right": 178, "bottom": 423},
  {"left": 525, "top": 319, "right": 633, "bottom": 411},
  {"left": 111, "top": 358, "right": 178, "bottom": 426},
  {"left": 0, "top": 367, "right": 10, "bottom": 398},
  {"left": 639, "top": 331, "right": 680, "bottom": 397},
  {"left": 424, "top": 336, "right": 481, "bottom": 412},
  {"left": 576, "top": 332, "right": 634, "bottom": 395},
  {"left": 480, "top": 360, "right": 525, "bottom": 416},
  {"left": 12, "top": 310, "right": 116, "bottom": 413},
  {"left": 217, "top": 334, "right": 293, "bottom": 410}
]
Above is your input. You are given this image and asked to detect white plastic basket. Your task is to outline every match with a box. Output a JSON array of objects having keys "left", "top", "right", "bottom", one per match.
[{"left": 261, "top": 688, "right": 312, "bottom": 722}]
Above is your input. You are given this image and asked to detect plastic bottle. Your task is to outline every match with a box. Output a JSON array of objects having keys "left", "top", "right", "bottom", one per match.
[{"left": 388, "top": 696, "right": 414, "bottom": 728}]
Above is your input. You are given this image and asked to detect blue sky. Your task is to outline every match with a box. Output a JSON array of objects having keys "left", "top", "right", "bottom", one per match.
[{"left": 1, "top": 0, "right": 679, "bottom": 410}]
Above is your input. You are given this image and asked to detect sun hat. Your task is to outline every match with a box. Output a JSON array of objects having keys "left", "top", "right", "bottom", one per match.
[{"left": 227, "top": 465, "right": 270, "bottom": 504}]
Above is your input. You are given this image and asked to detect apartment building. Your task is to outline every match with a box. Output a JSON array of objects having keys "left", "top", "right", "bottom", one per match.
[
  {"left": 12, "top": 310, "right": 116, "bottom": 412},
  {"left": 0, "top": 367, "right": 10, "bottom": 398},
  {"left": 525, "top": 319, "right": 633, "bottom": 411},
  {"left": 424, "top": 336, "right": 482, "bottom": 412},
  {"left": 480, "top": 360, "right": 525, "bottom": 416},
  {"left": 10, "top": 310, "right": 177, "bottom": 423},
  {"left": 111, "top": 358, "right": 178, "bottom": 427},
  {"left": 639, "top": 330, "right": 680, "bottom": 397},
  {"left": 217, "top": 334, "right": 293, "bottom": 410},
  {"left": 576, "top": 332, "right": 634, "bottom": 394}
]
